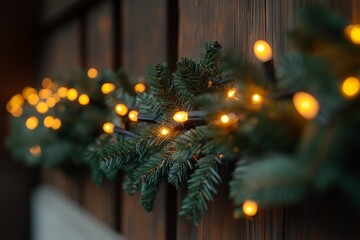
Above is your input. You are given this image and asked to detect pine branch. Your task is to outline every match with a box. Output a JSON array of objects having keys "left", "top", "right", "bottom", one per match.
[
  {"left": 179, "top": 154, "right": 222, "bottom": 224},
  {"left": 168, "top": 126, "right": 213, "bottom": 188},
  {"left": 140, "top": 184, "right": 159, "bottom": 212},
  {"left": 230, "top": 155, "right": 307, "bottom": 212}
]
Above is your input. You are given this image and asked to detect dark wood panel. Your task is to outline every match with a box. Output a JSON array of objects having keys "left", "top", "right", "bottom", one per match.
[
  {"left": 121, "top": 184, "right": 167, "bottom": 240},
  {"left": 120, "top": 1, "right": 173, "bottom": 239},
  {"left": 86, "top": 1, "right": 114, "bottom": 70},
  {"left": 40, "top": 21, "right": 81, "bottom": 78},
  {"left": 122, "top": 0, "right": 167, "bottom": 78},
  {"left": 42, "top": 169, "right": 82, "bottom": 202},
  {"left": 177, "top": 0, "right": 359, "bottom": 239},
  {"left": 81, "top": 175, "right": 117, "bottom": 227}
]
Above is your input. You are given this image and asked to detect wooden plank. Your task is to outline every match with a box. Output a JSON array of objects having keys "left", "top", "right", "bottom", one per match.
[
  {"left": 81, "top": 175, "right": 117, "bottom": 227},
  {"left": 86, "top": 1, "right": 114, "bottom": 70},
  {"left": 122, "top": 0, "right": 167, "bottom": 78},
  {"left": 177, "top": 0, "right": 359, "bottom": 239},
  {"left": 39, "top": 21, "right": 81, "bottom": 78},
  {"left": 42, "top": 169, "right": 82, "bottom": 202},
  {"left": 120, "top": 1, "right": 174, "bottom": 239}
]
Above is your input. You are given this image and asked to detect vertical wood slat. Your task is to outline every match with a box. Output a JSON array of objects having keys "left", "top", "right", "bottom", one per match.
[
  {"left": 178, "top": 0, "right": 360, "bottom": 239},
  {"left": 120, "top": 1, "right": 176, "bottom": 239},
  {"left": 40, "top": 20, "right": 83, "bottom": 203},
  {"left": 81, "top": 0, "right": 117, "bottom": 228},
  {"left": 86, "top": 1, "right": 114, "bottom": 70},
  {"left": 40, "top": 21, "right": 81, "bottom": 78}
]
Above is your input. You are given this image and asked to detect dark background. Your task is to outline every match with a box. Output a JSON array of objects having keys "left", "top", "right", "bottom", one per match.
[{"left": 0, "top": 0, "right": 38, "bottom": 239}]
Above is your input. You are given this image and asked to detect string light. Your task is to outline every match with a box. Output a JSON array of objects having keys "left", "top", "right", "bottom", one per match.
[
  {"left": 43, "top": 116, "right": 55, "bottom": 128},
  {"left": 345, "top": 24, "right": 360, "bottom": 44},
  {"left": 292, "top": 92, "right": 320, "bottom": 120},
  {"left": 52, "top": 93, "right": 61, "bottom": 103},
  {"left": 87, "top": 68, "right": 98, "bottom": 79},
  {"left": 78, "top": 94, "right": 90, "bottom": 105},
  {"left": 128, "top": 110, "right": 139, "bottom": 122},
  {"left": 242, "top": 200, "right": 258, "bottom": 217},
  {"left": 220, "top": 114, "right": 230, "bottom": 124},
  {"left": 227, "top": 88, "right": 237, "bottom": 98},
  {"left": 134, "top": 83, "right": 146, "bottom": 93},
  {"left": 10, "top": 94, "right": 24, "bottom": 108},
  {"left": 46, "top": 97, "right": 56, "bottom": 107},
  {"left": 251, "top": 93, "right": 263, "bottom": 104},
  {"left": 57, "top": 87, "right": 68, "bottom": 98},
  {"left": 160, "top": 127, "right": 170, "bottom": 136},
  {"left": 29, "top": 145, "right": 41, "bottom": 157},
  {"left": 26, "top": 116, "right": 38, "bottom": 130},
  {"left": 51, "top": 118, "right": 62, "bottom": 130},
  {"left": 115, "top": 103, "right": 128, "bottom": 116},
  {"left": 39, "top": 89, "right": 52, "bottom": 99},
  {"left": 341, "top": 76, "right": 360, "bottom": 98},
  {"left": 22, "top": 87, "right": 37, "bottom": 99},
  {"left": 7, "top": 103, "right": 23, "bottom": 117},
  {"left": 42, "top": 77, "right": 53, "bottom": 89},
  {"left": 67, "top": 88, "right": 78, "bottom": 101},
  {"left": 36, "top": 102, "right": 49, "bottom": 114},
  {"left": 103, "top": 122, "right": 115, "bottom": 133},
  {"left": 253, "top": 40, "right": 273, "bottom": 62},
  {"left": 173, "top": 111, "right": 188, "bottom": 123},
  {"left": 101, "top": 83, "right": 115, "bottom": 94},
  {"left": 28, "top": 94, "right": 39, "bottom": 105}
]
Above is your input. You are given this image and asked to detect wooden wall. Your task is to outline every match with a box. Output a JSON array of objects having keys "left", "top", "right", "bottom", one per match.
[{"left": 38, "top": 0, "right": 360, "bottom": 239}]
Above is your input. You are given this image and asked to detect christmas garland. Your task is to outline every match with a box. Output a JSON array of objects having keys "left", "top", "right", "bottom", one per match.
[{"left": 6, "top": 7, "right": 360, "bottom": 224}]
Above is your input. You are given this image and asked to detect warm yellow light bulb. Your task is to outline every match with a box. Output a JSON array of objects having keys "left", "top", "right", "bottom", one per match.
[
  {"left": 128, "top": 110, "right": 139, "bottom": 122},
  {"left": 103, "top": 122, "right": 115, "bottom": 134},
  {"left": 22, "top": 87, "right": 37, "bottom": 99},
  {"left": 292, "top": 92, "right": 320, "bottom": 120},
  {"left": 101, "top": 83, "right": 116, "bottom": 94},
  {"left": 67, "top": 88, "right": 78, "bottom": 101},
  {"left": 345, "top": 24, "right": 360, "bottom": 44},
  {"left": 51, "top": 118, "right": 62, "bottom": 130},
  {"left": 46, "top": 97, "right": 57, "bottom": 107},
  {"left": 115, "top": 103, "right": 128, "bottom": 116},
  {"left": 87, "top": 68, "right": 98, "bottom": 79},
  {"left": 36, "top": 102, "right": 49, "bottom": 114},
  {"left": 251, "top": 93, "right": 263, "bottom": 104},
  {"left": 242, "top": 200, "right": 258, "bottom": 217},
  {"left": 341, "top": 76, "right": 360, "bottom": 98},
  {"left": 28, "top": 94, "right": 39, "bottom": 105},
  {"left": 42, "top": 77, "right": 53, "bottom": 89},
  {"left": 43, "top": 116, "right": 55, "bottom": 128},
  {"left": 57, "top": 87, "right": 68, "bottom": 98},
  {"left": 39, "top": 89, "right": 52, "bottom": 99},
  {"left": 10, "top": 94, "right": 24, "bottom": 108},
  {"left": 26, "top": 116, "right": 38, "bottom": 130},
  {"left": 78, "top": 94, "right": 90, "bottom": 105},
  {"left": 160, "top": 127, "right": 170, "bottom": 136},
  {"left": 227, "top": 88, "right": 237, "bottom": 98},
  {"left": 8, "top": 105, "right": 23, "bottom": 117},
  {"left": 173, "top": 111, "right": 188, "bottom": 123},
  {"left": 29, "top": 145, "right": 41, "bottom": 157},
  {"left": 134, "top": 83, "right": 146, "bottom": 93},
  {"left": 52, "top": 93, "right": 61, "bottom": 103},
  {"left": 253, "top": 40, "right": 273, "bottom": 62},
  {"left": 220, "top": 114, "right": 230, "bottom": 124}
]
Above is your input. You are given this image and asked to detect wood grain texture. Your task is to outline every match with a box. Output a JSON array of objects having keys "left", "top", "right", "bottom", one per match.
[
  {"left": 178, "top": 0, "right": 360, "bottom": 239},
  {"left": 120, "top": 1, "right": 171, "bottom": 239},
  {"left": 86, "top": 1, "right": 113, "bottom": 70},
  {"left": 81, "top": 175, "right": 117, "bottom": 227},
  {"left": 121, "top": 0, "right": 167, "bottom": 79},
  {"left": 40, "top": 21, "right": 81, "bottom": 78}
]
